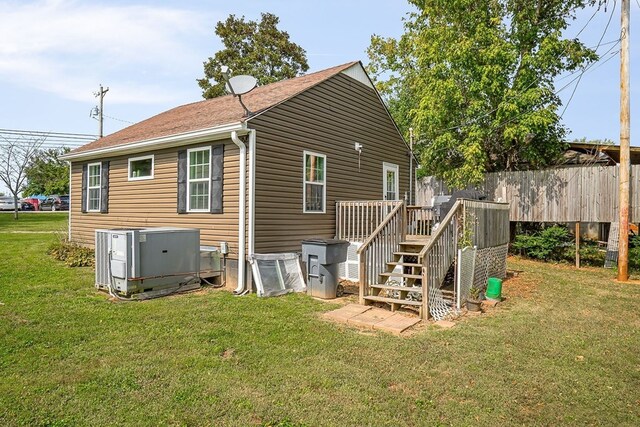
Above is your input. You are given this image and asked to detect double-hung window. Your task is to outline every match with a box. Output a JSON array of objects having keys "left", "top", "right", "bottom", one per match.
[
  {"left": 303, "top": 151, "right": 326, "bottom": 213},
  {"left": 187, "top": 147, "right": 211, "bottom": 212},
  {"left": 87, "top": 162, "right": 102, "bottom": 212}
]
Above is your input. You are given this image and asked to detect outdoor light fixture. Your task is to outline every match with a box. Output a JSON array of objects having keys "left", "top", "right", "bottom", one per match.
[{"left": 354, "top": 142, "right": 363, "bottom": 171}]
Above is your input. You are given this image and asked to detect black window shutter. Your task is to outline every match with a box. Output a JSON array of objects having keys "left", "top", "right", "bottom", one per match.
[
  {"left": 177, "top": 150, "right": 187, "bottom": 213},
  {"left": 81, "top": 164, "right": 88, "bottom": 213},
  {"left": 210, "top": 145, "right": 224, "bottom": 214},
  {"left": 100, "top": 161, "right": 109, "bottom": 213}
]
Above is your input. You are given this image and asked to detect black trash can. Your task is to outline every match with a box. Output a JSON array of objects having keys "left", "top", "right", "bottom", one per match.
[{"left": 301, "top": 238, "right": 349, "bottom": 299}]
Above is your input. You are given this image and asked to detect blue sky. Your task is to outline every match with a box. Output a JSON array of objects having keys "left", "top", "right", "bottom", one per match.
[{"left": 0, "top": 0, "right": 637, "bottom": 147}]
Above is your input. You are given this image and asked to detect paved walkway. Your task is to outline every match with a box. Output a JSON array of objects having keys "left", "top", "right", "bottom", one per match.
[{"left": 323, "top": 303, "right": 420, "bottom": 335}]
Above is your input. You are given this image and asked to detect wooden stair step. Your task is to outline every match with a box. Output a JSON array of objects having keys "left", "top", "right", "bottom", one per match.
[
  {"left": 395, "top": 251, "right": 421, "bottom": 257},
  {"left": 400, "top": 241, "right": 428, "bottom": 246},
  {"left": 380, "top": 272, "right": 422, "bottom": 279},
  {"left": 387, "top": 261, "right": 422, "bottom": 267},
  {"left": 364, "top": 295, "right": 422, "bottom": 306},
  {"left": 370, "top": 284, "right": 423, "bottom": 293},
  {"left": 405, "top": 234, "right": 431, "bottom": 240}
]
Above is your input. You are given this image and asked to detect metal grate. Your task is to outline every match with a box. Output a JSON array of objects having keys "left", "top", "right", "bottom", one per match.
[{"left": 95, "top": 230, "right": 110, "bottom": 289}]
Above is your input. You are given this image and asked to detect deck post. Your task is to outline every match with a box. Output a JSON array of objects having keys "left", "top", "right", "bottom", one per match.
[
  {"left": 401, "top": 201, "right": 407, "bottom": 241},
  {"left": 421, "top": 264, "right": 429, "bottom": 320},
  {"left": 575, "top": 222, "right": 580, "bottom": 268},
  {"left": 358, "top": 253, "right": 366, "bottom": 305}
]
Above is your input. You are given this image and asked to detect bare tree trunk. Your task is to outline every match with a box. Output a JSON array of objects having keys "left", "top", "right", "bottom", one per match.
[
  {"left": 0, "top": 134, "right": 45, "bottom": 220},
  {"left": 13, "top": 194, "right": 19, "bottom": 220}
]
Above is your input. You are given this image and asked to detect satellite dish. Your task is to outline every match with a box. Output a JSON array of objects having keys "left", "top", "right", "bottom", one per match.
[{"left": 225, "top": 75, "right": 258, "bottom": 95}]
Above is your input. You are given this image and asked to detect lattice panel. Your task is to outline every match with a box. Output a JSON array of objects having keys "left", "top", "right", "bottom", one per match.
[
  {"left": 428, "top": 284, "right": 457, "bottom": 321},
  {"left": 604, "top": 222, "right": 619, "bottom": 268},
  {"left": 457, "top": 246, "right": 476, "bottom": 309},
  {"left": 473, "top": 244, "right": 508, "bottom": 291}
]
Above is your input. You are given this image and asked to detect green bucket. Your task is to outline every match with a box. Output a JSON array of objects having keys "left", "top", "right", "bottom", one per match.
[{"left": 486, "top": 277, "right": 503, "bottom": 300}]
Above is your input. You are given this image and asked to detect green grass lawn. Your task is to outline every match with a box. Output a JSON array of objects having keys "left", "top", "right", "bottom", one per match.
[
  {"left": 0, "top": 212, "right": 68, "bottom": 232},
  {"left": 1, "top": 215, "right": 639, "bottom": 426}
]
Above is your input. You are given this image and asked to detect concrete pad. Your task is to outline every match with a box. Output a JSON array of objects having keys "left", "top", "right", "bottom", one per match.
[
  {"left": 434, "top": 320, "right": 456, "bottom": 329},
  {"left": 323, "top": 304, "right": 371, "bottom": 322},
  {"left": 374, "top": 313, "right": 421, "bottom": 334},
  {"left": 347, "top": 308, "right": 395, "bottom": 329}
]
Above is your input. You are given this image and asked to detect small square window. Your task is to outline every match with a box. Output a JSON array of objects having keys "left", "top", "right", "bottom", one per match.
[{"left": 128, "top": 155, "right": 154, "bottom": 180}]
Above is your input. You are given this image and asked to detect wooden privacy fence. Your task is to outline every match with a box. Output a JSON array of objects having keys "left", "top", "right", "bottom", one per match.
[
  {"left": 336, "top": 200, "right": 401, "bottom": 242},
  {"left": 417, "top": 165, "right": 640, "bottom": 223}
]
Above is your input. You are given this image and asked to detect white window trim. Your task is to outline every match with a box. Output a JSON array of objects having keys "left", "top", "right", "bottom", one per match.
[
  {"left": 87, "top": 162, "right": 101, "bottom": 212},
  {"left": 128, "top": 154, "right": 154, "bottom": 181},
  {"left": 383, "top": 162, "right": 400, "bottom": 201},
  {"left": 187, "top": 146, "right": 211, "bottom": 213},
  {"left": 303, "top": 150, "right": 326, "bottom": 214}
]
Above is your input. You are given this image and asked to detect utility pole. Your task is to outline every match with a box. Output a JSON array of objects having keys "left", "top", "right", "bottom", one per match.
[
  {"left": 95, "top": 84, "right": 109, "bottom": 138},
  {"left": 618, "top": 0, "right": 630, "bottom": 281}
]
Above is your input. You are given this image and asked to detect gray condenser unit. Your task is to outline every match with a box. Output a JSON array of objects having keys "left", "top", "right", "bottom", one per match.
[{"left": 95, "top": 227, "right": 200, "bottom": 296}]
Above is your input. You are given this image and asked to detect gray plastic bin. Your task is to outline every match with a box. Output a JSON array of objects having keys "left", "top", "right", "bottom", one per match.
[{"left": 301, "top": 238, "right": 349, "bottom": 299}]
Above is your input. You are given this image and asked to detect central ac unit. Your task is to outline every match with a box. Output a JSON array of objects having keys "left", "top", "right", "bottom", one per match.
[{"left": 95, "top": 227, "right": 200, "bottom": 296}]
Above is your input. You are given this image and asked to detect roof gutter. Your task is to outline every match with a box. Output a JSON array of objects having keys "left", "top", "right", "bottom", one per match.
[
  {"left": 60, "top": 122, "right": 247, "bottom": 161},
  {"left": 230, "top": 130, "right": 247, "bottom": 294}
]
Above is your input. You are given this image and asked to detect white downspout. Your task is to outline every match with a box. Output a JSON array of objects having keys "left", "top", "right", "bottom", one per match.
[
  {"left": 248, "top": 129, "right": 256, "bottom": 258},
  {"left": 230, "top": 131, "right": 247, "bottom": 294}
]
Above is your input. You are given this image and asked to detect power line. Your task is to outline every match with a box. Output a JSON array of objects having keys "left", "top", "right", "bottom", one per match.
[
  {"left": 426, "top": 2, "right": 610, "bottom": 136},
  {"left": 0, "top": 128, "right": 97, "bottom": 138},
  {"left": 560, "top": 0, "right": 618, "bottom": 118},
  {"left": 103, "top": 114, "right": 134, "bottom": 124}
]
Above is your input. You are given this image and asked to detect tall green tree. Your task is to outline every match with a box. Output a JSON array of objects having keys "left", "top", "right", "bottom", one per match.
[
  {"left": 368, "top": 0, "right": 600, "bottom": 188},
  {"left": 198, "top": 12, "right": 309, "bottom": 99},
  {"left": 22, "top": 147, "right": 70, "bottom": 196}
]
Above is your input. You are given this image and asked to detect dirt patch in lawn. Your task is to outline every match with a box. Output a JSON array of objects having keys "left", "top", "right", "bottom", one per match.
[{"left": 502, "top": 269, "right": 538, "bottom": 300}]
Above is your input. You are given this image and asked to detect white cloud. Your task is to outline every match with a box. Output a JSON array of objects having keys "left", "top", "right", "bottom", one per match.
[{"left": 0, "top": 0, "right": 215, "bottom": 104}]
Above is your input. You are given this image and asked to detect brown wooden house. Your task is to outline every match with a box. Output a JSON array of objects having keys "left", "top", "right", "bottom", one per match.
[{"left": 62, "top": 61, "right": 412, "bottom": 291}]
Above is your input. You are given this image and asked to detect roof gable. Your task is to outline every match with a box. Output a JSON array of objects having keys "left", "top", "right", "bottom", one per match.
[{"left": 70, "top": 62, "right": 359, "bottom": 156}]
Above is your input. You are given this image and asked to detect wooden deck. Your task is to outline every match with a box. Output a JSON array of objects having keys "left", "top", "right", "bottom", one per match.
[{"left": 336, "top": 199, "right": 510, "bottom": 320}]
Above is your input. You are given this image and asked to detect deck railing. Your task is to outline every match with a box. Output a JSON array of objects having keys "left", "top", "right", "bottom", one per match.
[
  {"left": 336, "top": 200, "right": 402, "bottom": 242},
  {"left": 406, "top": 205, "right": 434, "bottom": 236},
  {"left": 419, "top": 200, "right": 462, "bottom": 317},
  {"left": 356, "top": 200, "right": 406, "bottom": 304}
]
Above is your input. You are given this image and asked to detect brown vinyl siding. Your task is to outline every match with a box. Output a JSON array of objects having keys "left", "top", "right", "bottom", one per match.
[
  {"left": 69, "top": 140, "right": 243, "bottom": 258},
  {"left": 250, "top": 73, "right": 409, "bottom": 253}
]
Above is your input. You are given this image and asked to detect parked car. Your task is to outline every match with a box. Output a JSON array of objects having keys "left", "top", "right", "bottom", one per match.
[
  {"left": 40, "top": 195, "right": 69, "bottom": 211},
  {"left": 20, "top": 201, "right": 36, "bottom": 211},
  {"left": 22, "top": 197, "right": 41, "bottom": 211},
  {"left": 0, "top": 197, "right": 16, "bottom": 211}
]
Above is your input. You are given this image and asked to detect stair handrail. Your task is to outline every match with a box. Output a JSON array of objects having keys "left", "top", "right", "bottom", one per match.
[
  {"left": 357, "top": 200, "right": 405, "bottom": 255},
  {"left": 356, "top": 200, "right": 406, "bottom": 304},
  {"left": 418, "top": 199, "right": 463, "bottom": 259}
]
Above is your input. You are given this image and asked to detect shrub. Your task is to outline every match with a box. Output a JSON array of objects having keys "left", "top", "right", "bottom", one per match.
[
  {"left": 512, "top": 225, "right": 572, "bottom": 261},
  {"left": 48, "top": 240, "right": 94, "bottom": 268},
  {"left": 578, "top": 243, "right": 606, "bottom": 267}
]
